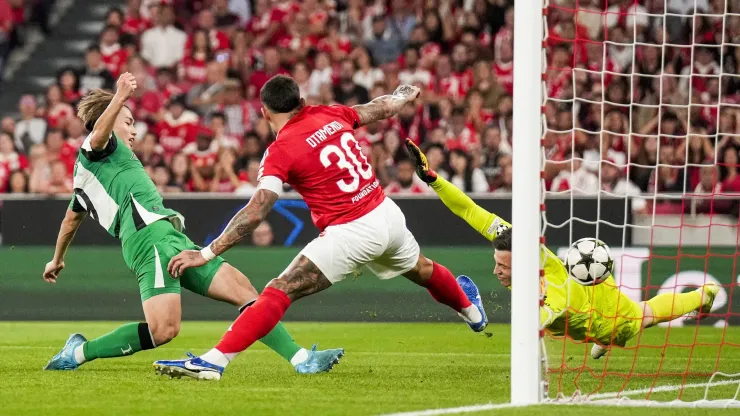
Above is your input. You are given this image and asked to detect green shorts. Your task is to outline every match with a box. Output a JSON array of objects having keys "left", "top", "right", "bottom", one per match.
[{"left": 122, "top": 220, "right": 225, "bottom": 302}]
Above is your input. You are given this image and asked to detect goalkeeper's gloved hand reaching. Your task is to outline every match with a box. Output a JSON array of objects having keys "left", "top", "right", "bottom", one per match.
[{"left": 404, "top": 138, "right": 438, "bottom": 183}]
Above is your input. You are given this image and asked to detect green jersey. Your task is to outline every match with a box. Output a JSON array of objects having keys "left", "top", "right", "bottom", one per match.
[{"left": 69, "top": 133, "right": 184, "bottom": 244}]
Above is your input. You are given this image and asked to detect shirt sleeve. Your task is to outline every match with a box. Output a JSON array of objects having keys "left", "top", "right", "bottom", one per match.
[
  {"left": 332, "top": 105, "right": 361, "bottom": 129},
  {"left": 430, "top": 175, "right": 511, "bottom": 242},
  {"left": 69, "top": 194, "right": 86, "bottom": 213},
  {"left": 258, "top": 144, "right": 292, "bottom": 183}
]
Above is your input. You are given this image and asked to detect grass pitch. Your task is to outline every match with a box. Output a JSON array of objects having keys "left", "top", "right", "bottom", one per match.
[{"left": 0, "top": 322, "right": 738, "bottom": 415}]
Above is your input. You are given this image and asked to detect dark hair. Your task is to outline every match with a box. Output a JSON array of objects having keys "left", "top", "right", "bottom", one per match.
[
  {"left": 260, "top": 75, "right": 301, "bottom": 114},
  {"left": 492, "top": 227, "right": 512, "bottom": 251},
  {"left": 451, "top": 106, "right": 466, "bottom": 118},
  {"left": 191, "top": 29, "right": 214, "bottom": 59},
  {"left": 210, "top": 111, "right": 226, "bottom": 122},
  {"left": 8, "top": 170, "right": 29, "bottom": 193},
  {"left": 86, "top": 44, "right": 102, "bottom": 54},
  {"left": 450, "top": 148, "right": 474, "bottom": 192}
]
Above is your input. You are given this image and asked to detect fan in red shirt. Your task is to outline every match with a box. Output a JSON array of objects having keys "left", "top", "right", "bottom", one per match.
[
  {"left": 445, "top": 106, "right": 480, "bottom": 152},
  {"left": 248, "top": 47, "right": 290, "bottom": 98},
  {"left": 154, "top": 95, "right": 200, "bottom": 162},
  {"left": 45, "top": 129, "right": 78, "bottom": 174},
  {"left": 493, "top": 40, "right": 514, "bottom": 95},
  {"left": 99, "top": 24, "right": 129, "bottom": 77},
  {"left": 161, "top": 76, "right": 487, "bottom": 379},
  {"left": 186, "top": 9, "right": 230, "bottom": 54},
  {"left": 44, "top": 85, "right": 75, "bottom": 130},
  {"left": 179, "top": 29, "right": 212, "bottom": 86},
  {"left": 245, "top": 0, "right": 273, "bottom": 42},
  {"left": 122, "top": 0, "right": 151, "bottom": 36},
  {"left": 0, "top": 132, "right": 28, "bottom": 192}
]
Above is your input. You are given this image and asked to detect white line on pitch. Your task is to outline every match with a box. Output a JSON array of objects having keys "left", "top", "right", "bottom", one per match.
[
  {"left": 589, "top": 378, "right": 740, "bottom": 400},
  {"left": 378, "top": 402, "right": 522, "bottom": 416}
]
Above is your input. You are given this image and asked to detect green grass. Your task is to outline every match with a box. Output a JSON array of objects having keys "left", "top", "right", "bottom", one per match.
[{"left": 0, "top": 322, "right": 738, "bottom": 415}]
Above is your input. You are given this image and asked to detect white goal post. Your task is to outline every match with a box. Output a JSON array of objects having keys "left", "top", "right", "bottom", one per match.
[{"left": 510, "top": 0, "right": 546, "bottom": 406}]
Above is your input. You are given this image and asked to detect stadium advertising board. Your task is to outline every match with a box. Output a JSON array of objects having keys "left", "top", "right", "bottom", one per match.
[
  {"left": 1, "top": 196, "right": 630, "bottom": 247},
  {"left": 0, "top": 246, "right": 735, "bottom": 324}
]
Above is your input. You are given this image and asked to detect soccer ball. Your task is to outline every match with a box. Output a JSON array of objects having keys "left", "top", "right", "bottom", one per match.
[{"left": 564, "top": 238, "right": 614, "bottom": 285}]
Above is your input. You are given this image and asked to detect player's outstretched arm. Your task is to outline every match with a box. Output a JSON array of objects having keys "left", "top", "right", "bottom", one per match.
[
  {"left": 404, "top": 139, "right": 508, "bottom": 242},
  {"left": 167, "top": 189, "right": 279, "bottom": 277},
  {"left": 85, "top": 73, "right": 137, "bottom": 151},
  {"left": 43, "top": 209, "right": 87, "bottom": 283},
  {"left": 352, "top": 85, "right": 420, "bottom": 127}
]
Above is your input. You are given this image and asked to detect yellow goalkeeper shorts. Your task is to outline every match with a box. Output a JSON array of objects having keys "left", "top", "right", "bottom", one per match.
[{"left": 590, "top": 284, "right": 644, "bottom": 347}]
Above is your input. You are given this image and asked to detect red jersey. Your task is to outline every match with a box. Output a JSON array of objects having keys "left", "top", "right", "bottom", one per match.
[
  {"left": 100, "top": 44, "right": 128, "bottom": 77},
  {"left": 122, "top": 16, "right": 151, "bottom": 35},
  {"left": 155, "top": 111, "right": 200, "bottom": 160},
  {"left": 179, "top": 55, "right": 209, "bottom": 85},
  {"left": 260, "top": 105, "right": 385, "bottom": 230},
  {"left": 46, "top": 103, "right": 75, "bottom": 129},
  {"left": 185, "top": 29, "right": 230, "bottom": 53},
  {"left": 493, "top": 61, "right": 514, "bottom": 94}
]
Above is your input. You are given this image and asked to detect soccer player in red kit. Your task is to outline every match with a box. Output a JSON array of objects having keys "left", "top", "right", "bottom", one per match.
[{"left": 153, "top": 75, "right": 488, "bottom": 380}]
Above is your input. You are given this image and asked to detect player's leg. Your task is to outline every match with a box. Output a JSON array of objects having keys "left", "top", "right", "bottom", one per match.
[
  {"left": 640, "top": 282, "right": 720, "bottom": 328},
  {"left": 45, "top": 243, "right": 180, "bottom": 370},
  {"left": 190, "top": 260, "right": 326, "bottom": 369},
  {"left": 368, "top": 199, "right": 486, "bottom": 331},
  {"left": 154, "top": 225, "right": 361, "bottom": 380}
]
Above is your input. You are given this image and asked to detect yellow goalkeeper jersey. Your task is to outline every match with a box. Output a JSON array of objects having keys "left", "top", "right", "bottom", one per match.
[{"left": 429, "top": 177, "right": 642, "bottom": 346}]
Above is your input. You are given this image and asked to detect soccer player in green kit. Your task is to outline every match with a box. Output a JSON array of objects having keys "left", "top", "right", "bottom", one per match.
[{"left": 43, "top": 73, "right": 344, "bottom": 376}]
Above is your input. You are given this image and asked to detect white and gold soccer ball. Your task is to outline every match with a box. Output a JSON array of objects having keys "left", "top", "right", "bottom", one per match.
[{"left": 564, "top": 237, "right": 614, "bottom": 286}]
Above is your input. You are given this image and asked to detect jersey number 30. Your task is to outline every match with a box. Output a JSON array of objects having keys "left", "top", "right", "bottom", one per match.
[{"left": 320, "top": 133, "right": 372, "bottom": 193}]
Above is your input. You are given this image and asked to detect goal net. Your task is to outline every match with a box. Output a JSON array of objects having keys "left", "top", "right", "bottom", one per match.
[{"left": 538, "top": 0, "right": 740, "bottom": 407}]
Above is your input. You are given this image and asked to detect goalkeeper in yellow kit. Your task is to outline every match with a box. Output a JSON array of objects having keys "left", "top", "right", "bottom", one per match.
[{"left": 405, "top": 140, "right": 719, "bottom": 358}]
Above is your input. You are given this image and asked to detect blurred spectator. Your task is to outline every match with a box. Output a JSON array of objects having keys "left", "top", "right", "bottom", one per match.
[
  {"left": 155, "top": 94, "right": 199, "bottom": 161},
  {"left": 424, "top": 143, "right": 449, "bottom": 180},
  {"left": 248, "top": 47, "right": 288, "bottom": 98},
  {"left": 448, "top": 149, "right": 488, "bottom": 193},
  {"left": 140, "top": 4, "right": 186, "bottom": 68},
  {"left": 46, "top": 159, "right": 72, "bottom": 194},
  {"left": 210, "top": 147, "right": 241, "bottom": 192},
  {"left": 217, "top": 78, "right": 256, "bottom": 137},
  {"left": 0, "top": 0, "right": 13, "bottom": 74},
  {"left": 385, "top": 158, "right": 428, "bottom": 194},
  {"left": 687, "top": 163, "right": 733, "bottom": 215},
  {"left": 27, "top": 143, "right": 50, "bottom": 193},
  {"left": 308, "top": 51, "right": 333, "bottom": 97},
  {"left": 44, "top": 85, "right": 74, "bottom": 130},
  {"left": 333, "top": 58, "right": 370, "bottom": 106},
  {"left": 550, "top": 154, "right": 600, "bottom": 194},
  {"left": 135, "top": 132, "right": 164, "bottom": 168},
  {"left": 351, "top": 47, "right": 384, "bottom": 91},
  {"left": 365, "top": 15, "right": 404, "bottom": 66},
  {"left": 99, "top": 24, "right": 128, "bottom": 77},
  {"left": 7, "top": 169, "right": 28, "bottom": 193},
  {"left": 492, "top": 164, "right": 512, "bottom": 194},
  {"left": 44, "top": 128, "right": 76, "bottom": 173},
  {"left": 179, "top": 29, "right": 212, "bottom": 86},
  {"left": 252, "top": 221, "right": 274, "bottom": 246},
  {"left": 168, "top": 152, "right": 192, "bottom": 192},
  {"left": 79, "top": 46, "right": 115, "bottom": 95},
  {"left": 15, "top": 95, "right": 47, "bottom": 153},
  {"left": 212, "top": 0, "right": 240, "bottom": 30},
  {"left": 187, "top": 61, "right": 227, "bottom": 115},
  {"left": 58, "top": 67, "right": 83, "bottom": 103},
  {"left": 235, "top": 157, "right": 269, "bottom": 196},
  {"left": 0, "top": 131, "right": 26, "bottom": 191}
]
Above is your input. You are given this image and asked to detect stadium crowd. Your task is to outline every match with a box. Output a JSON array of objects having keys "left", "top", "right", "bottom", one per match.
[{"left": 0, "top": 0, "right": 739, "bottom": 215}]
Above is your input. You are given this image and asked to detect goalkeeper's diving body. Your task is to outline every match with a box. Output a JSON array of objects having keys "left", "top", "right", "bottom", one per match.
[
  {"left": 404, "top": 139, "right": 720, "bottom": 358},
  {"left": 42, "top": 73, "right": 343, "bottom": 374}
]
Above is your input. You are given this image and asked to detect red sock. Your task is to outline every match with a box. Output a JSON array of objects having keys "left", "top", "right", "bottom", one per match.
[
  {"left": 424, "top": 262, "right": 472, "bottom": 312},
  {"left": 215, "top": 287, "right": 291, "bottom": 354}
]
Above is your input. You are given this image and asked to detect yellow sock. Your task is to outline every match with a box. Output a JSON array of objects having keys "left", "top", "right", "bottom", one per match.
[{"left": 646, "top": 291, "right": 702, "bottom": 324}]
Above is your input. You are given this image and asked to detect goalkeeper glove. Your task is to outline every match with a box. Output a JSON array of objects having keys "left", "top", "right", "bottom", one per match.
[{"left": 404, "top": 138, "right": 438, "bottom": 184}]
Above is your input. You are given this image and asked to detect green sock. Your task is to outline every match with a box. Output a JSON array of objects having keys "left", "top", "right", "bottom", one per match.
[
  {"left": 259, "top": 322, "right": 302, "bottom": 363},
  {"left": 82, "top": 322, "right": 155, "bottom": 362}
]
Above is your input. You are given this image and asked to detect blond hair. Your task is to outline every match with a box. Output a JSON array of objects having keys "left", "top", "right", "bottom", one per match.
[{"left": 77, "top": 89, "right": 115, "bottom": 131}]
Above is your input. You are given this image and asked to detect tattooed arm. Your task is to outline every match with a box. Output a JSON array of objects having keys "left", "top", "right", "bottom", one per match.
[
  {"left": 353, "top": 84, "right": 421, "bottom": 127},
  {"left": 210, "top": 189, "right": 279, "bottom": 255},
  {"left": 166, "top": 189, "right": 279, "bottom": 277}
]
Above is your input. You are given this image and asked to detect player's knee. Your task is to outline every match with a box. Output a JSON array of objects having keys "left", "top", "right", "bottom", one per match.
[
  {"left": 149, "top": 321, "right": 180, "bottom": 346},
  {"left": 403, "top": 254, "right": 434, "bottom": 285}
]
